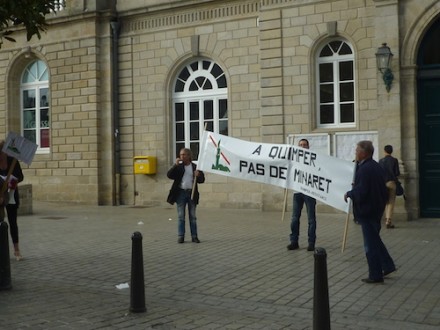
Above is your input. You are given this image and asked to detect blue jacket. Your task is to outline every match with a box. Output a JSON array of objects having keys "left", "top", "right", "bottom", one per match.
[{"left": 346, "top": 158, "right": 387, "bottom": 220}]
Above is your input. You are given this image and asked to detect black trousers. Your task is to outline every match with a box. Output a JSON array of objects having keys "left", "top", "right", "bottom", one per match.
[{"left": 5, "top": 204, "right": 19, "bottom": 244}]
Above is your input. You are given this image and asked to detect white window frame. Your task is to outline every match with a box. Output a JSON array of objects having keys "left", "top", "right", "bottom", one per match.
[
  {"left": 316, "top": 40, "right": 356, "bottom": 128},
  {"left": 172, "top": 59, "right": 228, "bottom": 160},
  {"left": 21, "top": 60, "right": 50, "bottom": 154}
]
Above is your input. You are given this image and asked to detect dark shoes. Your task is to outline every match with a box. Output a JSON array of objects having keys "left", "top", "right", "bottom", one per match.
[
  {"left": 287, "top": 242, "right": 299, "bottom": 250},
  {"left": 361, "top": 278, "right": 384, "bottom": 284},
  {"left": 362, "top": 268, "right": 396, "bottom": 283},
  {"left": 287, "top": 242, "right": 315, "bottom": 251},
  {"left": 178, "top": 237, "right": 201, "bottom": 243},
  {"left": 287, "top": 243, "right": 315, "bottom": 251}
]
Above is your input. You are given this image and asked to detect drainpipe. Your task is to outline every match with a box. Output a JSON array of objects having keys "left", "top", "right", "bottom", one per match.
[{"left": 110, "top": 19, "right": 121, "bottom": 205}]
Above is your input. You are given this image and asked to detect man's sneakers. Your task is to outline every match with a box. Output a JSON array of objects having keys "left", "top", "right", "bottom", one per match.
[{"left": 307, "top": 244, "right": 315, "bottom": 252}]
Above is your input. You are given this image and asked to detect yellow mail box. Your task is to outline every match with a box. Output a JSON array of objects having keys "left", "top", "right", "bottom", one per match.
[{"left": 134, "top": 156, "right": 156, "bottom": 174}]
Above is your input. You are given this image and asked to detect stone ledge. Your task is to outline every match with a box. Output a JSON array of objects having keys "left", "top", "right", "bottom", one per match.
[{"left": 17, "top": 184, "right": 32, "bottom": 216}]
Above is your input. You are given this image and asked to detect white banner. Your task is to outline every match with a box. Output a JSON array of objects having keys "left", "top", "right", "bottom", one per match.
[{"left": 198, "top": 131, "right": 355, "bottom": 213}]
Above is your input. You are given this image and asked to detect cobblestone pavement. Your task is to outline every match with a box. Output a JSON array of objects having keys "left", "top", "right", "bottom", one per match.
[{"left": 0, "top": 202, "right": 439, "bottom": 329}]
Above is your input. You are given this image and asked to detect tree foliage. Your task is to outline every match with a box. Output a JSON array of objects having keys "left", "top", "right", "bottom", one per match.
[{"left": 0, "top": 0, "right": 59, "bottom": 46}]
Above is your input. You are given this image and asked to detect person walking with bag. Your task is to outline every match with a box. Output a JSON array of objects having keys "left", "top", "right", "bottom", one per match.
[
  {"left": 287, "top": 139, "right": 317, "bottom": 252},
  {"left": 344, "top": 141, "right": 396, "bottom": 283},
  {"left": 379, "top": 145, "right": 400, "bottom": 228}
]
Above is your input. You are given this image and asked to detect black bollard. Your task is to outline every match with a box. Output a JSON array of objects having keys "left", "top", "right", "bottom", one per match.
[
  {"left": 130, "top": 231, "right": 146, "bottom": 313},
  {"left": 313, "top": 247, "right": 330, "bottom": 330},
  {"left": 0, "top": 221, "right": 12, "bottom": 290}
]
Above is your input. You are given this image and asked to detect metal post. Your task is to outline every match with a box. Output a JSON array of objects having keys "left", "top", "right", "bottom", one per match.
[
  {"left": 313, "top": 247, "right": 330, "bottom": 330},
  {"left": 130, "top": 231, "right": 146, "bottom": 313},
  {"left": 0, "top": 221, "right": 12, "bottom": 290}
]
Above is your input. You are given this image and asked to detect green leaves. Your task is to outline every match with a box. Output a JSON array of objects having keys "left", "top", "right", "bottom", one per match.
[{"left": 0, "top": 0, "right": 59, "bottom": 46}]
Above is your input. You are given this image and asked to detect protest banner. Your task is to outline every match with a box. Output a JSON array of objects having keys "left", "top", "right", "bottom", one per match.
[{"left": 197, "top": 131, "right": 355, "bottom": 213}]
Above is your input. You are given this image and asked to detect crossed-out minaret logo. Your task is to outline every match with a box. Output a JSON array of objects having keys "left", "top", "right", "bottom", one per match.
[{"left": 209, "top": 135, "right": 230, "bottom": 172}]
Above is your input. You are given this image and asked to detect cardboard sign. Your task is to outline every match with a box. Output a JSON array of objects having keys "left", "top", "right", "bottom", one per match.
[{"left": 2, "top": 132, "right": 38, "bottom": 165}]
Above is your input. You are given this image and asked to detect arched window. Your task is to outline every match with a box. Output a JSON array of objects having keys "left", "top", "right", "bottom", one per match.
[
  {"left": 316, "top": 40, "right": 355, "bottom": 127},
  {"left": 21, "top": 60, "right": 50, "bottom": 152},
  {"left": 172, "top": 59, "right": 228, "bottom": 159}
]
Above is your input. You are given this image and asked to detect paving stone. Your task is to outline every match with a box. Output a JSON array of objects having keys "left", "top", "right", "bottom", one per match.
[{"left": 0, "top": 202, "right": 438, "bottom": 329}]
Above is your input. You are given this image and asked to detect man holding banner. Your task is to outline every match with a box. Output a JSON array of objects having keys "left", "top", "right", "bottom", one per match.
[
  {"left": 167, "top": 148, "right": 205, "bottom": 244},
  {"left": 287, "top": 139, "right": 317, "bottom": 252},
  {"left": 197, "top": 130, "right": 358, "bottom": 251}
]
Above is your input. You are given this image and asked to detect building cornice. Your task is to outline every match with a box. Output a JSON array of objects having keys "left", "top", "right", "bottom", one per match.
[
  {"left": 121, "top": 0, "right": 259, "bottom": 34},
  {"left": 372, "top": 0, "right": 398, "bottom": 7}
]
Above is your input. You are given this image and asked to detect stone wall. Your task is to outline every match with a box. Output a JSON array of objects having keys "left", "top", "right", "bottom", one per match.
[
  {"left": 18, "top": 184, "right": 32, "bottom": 216},
  {"left": 118, "top": 1, "right": 264, "bottom": 209},
  {"left": 0, "top": 0, "right": 437, "bottom": 217},
  {"left": 0, "top": 11, "right": 115, "bottom": 205}
]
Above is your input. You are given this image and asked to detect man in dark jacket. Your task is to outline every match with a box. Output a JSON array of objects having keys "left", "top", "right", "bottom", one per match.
[
  {"left": 167, "top": 148, "right": 205, "bottom": 243},
  {"left": 344, "top": 140, "right": 396, "bottom": 283},
  {"left": 379, "top": 145, "right": 400, "bottom": 228}
]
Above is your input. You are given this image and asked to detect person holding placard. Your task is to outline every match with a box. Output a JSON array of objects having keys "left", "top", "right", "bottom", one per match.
[
  {"left": 0, "top": 140, "right": 24, "bottom": 261},
  {"left": 287, "top": 139, "right": 317, "bottom": 252},
  {"left": 344, "top": 141, "right": 395, "bottom": 283}
]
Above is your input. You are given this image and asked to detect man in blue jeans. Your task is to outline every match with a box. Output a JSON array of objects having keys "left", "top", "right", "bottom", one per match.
[
  {"left": 287, "top": 139, "right": 317, "bottom": 252},
  {"left": 344, "top": 140, "right": 396, "bottom": 283},
  {"left": 167, "top": 148, "right": 205, "bottom": 243}
]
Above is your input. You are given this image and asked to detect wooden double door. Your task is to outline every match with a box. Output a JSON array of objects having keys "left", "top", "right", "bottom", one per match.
[{"left": 417, "top": 19, "right": 440, "bottom": 217}]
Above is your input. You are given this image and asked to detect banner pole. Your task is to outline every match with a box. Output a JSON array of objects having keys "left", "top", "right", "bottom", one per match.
[
  {"left": 341, "top": 161, "right": 357, "bottom": 253},
  {"left": 191, "top": 124, "right": 207, "bottom": 200},
  {"left": 190, "top": 166, "right": 197, "bottom": 201},
  {"left": 191, "top": 160, "right": 197, "bottom": 200},
  {"left": 281, "top": 137, "right": 295, "bottom": 222},
  {"left": 281, "top": 188, "right": 288, "bottom": 222},
  {"left": 341, "top": 203, "right": 351, "bottom": 253}
]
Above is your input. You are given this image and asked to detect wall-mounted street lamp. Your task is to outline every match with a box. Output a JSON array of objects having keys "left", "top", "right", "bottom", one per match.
[{"left": 375, "top": 43, "right": 394, "bottom": 92}]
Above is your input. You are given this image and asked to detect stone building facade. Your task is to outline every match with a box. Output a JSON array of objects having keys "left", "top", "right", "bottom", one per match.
[{"left": 1, "top": 0, "right": 439, "bottom": 219}]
